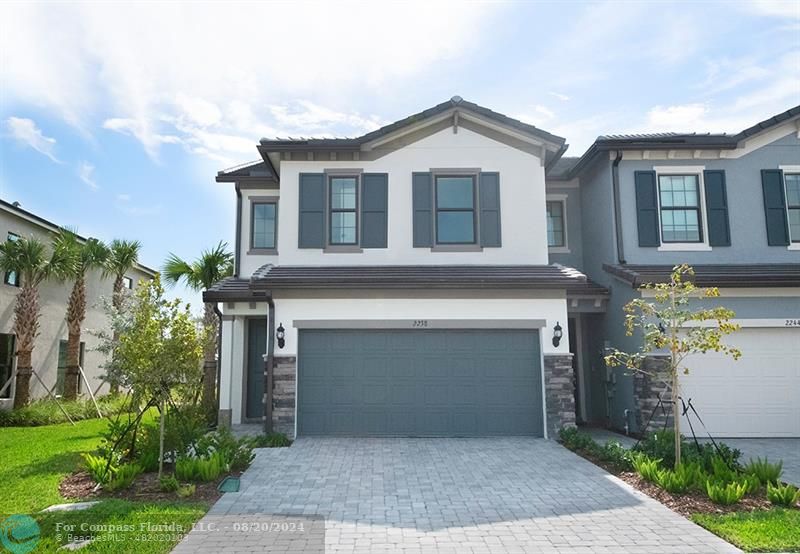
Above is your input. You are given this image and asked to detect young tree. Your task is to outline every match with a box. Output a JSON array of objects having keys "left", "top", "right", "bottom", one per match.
[
  {"left": 113, "top": 276, "right": 202, "bottom": 477},
  {"left": 0, "top": 236, "right": 73, "bottom": 408},
  {"left": 104, "top": 239, "right": 142, "bottom": 394},
  {"left": 53, "top": 230, "right": 110, "bottom": 400},
  {"left": 605, "top": 264, "right": 741, "bottom": 468},
  {"left": 162, "top": 242, "right": 233, "bottom": 421}
]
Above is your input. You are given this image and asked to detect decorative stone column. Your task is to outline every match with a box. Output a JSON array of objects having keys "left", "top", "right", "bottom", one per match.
[
  {"left": 633, "top": 355, "right": 673, "bottom": 434},
  {"left": 272, "top": 356, "right": 296, "bottom": 437},
  {"left": 543, "top": 354, "right": 575, "bottom": 438}
]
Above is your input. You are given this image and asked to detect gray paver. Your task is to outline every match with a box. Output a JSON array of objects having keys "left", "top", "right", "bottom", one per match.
[{"left": 173, "top": 437, "right": 739, "bottom": 553}]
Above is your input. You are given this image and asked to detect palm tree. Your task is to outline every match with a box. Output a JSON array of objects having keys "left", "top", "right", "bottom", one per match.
[
  {"left": 54, "top": 230, "right": 109, "bottom": 400},
  {"left": 0, "top": 235, "right": 74, "bottom": 408},
  {"left": 105, "top": 239, "right": 141, "bottom": 394},
  {"left": 162, "top": 242, "right": 233, "bottom": 420}
]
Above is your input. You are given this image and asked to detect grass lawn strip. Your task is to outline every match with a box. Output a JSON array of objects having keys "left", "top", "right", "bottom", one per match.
[{"left": 692, "top": 509, "right": 800, "bottom": 553}]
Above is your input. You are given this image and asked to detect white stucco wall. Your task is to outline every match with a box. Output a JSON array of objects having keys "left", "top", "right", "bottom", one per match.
[{"left": 239, "top": 126, "right": 549, "bottom": 276}]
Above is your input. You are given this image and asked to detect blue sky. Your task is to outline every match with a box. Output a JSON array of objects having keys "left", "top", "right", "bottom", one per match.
[{"left": 1, "top": 0, "right": 798, "bottom": 309}]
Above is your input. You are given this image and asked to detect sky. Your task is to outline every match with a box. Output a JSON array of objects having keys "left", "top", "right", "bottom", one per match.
[{"left": 1, "top": 0, "right": 799, "bottom": 309}]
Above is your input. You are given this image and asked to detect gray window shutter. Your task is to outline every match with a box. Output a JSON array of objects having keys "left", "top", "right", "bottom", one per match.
[
  {"left": 703, "top": 170, "right": 731, "bottom": 246},
  {"left": 412, "top": 172, "right": 433, "bottom": 247},
  {"left": 761, "top": 169, "right": 790, "bottom": 246},
  {"left": 479, "top": 172, "right": 501, "bottom": 247},
  {"left": 361, "top": 173, "right": 388, "bottom": 248},
  {"left": 298, "top": 173, "right": 325, "bottom": 248},
  {"left": 634, "top": 170, "right": 660, "bottom": 247}
]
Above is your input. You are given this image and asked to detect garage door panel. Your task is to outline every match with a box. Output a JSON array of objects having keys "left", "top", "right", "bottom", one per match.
[{"left": 298, "top": 329, "right": 542, "bottom": 436}]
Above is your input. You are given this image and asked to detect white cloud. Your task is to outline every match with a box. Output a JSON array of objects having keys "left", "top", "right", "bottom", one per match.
[
  {"left": 4, "top": 117, "right": 61, "bottom": 163},
  {"left": 77, "top": 161, "right": 99, "bottom": 190},
  {"left": 745, "top": 0, "right": 800, "bottom": 19},
  {"left": 548, "top": 92, "right": 570, "bottom": 101},
  {"left": 515, "top": 105, "right": 557, "bottom": 128},
  {"left": 646, "top": 103, "right": 709, "bottom": 131}
]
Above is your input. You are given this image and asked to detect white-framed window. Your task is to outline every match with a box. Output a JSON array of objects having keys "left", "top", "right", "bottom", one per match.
[
  {"left": 653, "top": 166, "right": 711, "bottom": 252},
  {"left": 3, "top": 233, "right": 20, "bottom": 287},
  {"left": 545, "top": 194, "right": 569, "bottom": 252},
  {"left": 780, "top": 166, "right": 800, "bottom": 249},
  {"left": 435, "top": 175, "right": 477, "bottom": 245},
  {"left": 329, "top": 176, "right": 359, "bottom": 245},
  {"left": 122, "top": 276, "right": 133, "bottom": 290}
]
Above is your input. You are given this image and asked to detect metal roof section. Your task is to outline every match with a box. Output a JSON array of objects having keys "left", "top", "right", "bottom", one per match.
[
  {"left": 216, "top": 159, "right": 277, "bottom": 183},
  {"left": 603, "top": 263, "right": 800, "bottom": 288}
]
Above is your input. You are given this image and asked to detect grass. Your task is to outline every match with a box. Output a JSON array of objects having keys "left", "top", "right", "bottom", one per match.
[
  {"left": 0, "top": 395, "right": 133, "bottom": 427},
  {"left": 0, "top": 416, "right": 209, "bottom": 553},
  {"left": 692, "top": 509, "right": 800, "bottom": 553}
]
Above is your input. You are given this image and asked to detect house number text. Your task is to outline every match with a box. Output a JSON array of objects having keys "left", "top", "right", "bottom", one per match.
[
  {"left": 412, "top": 320, "right": 429, "bottom": 328},
  {"left": 785, "top": 319, "right": 800, "bottom": 327}
]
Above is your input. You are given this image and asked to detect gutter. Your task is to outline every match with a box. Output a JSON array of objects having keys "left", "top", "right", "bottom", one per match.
[
  {"left": 234, "top": 183, "right": 242, "bottom": 277},
  {"left": 611, "top": 150, "right": 626, "bottom": 264}
]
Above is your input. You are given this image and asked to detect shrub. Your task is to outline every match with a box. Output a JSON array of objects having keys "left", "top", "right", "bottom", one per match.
[
  {"left": 598, "top": 440, "right": 633, "bottom": 471},
  {"left": 631, "top": 453, "right": 662, "bottom": 483},
  {"left": 558, "top": 427, "right": 594, "bottom": 451},
  {"left": 767, "top": 483, "right": 800, "bottom": 507},
  {"left": 83, "top": 453, "right": 117, "bottom": 485},
  {"left": 655, "top": 462, "right": 703, "bottom": 494},
  {"left": 196, "top": 427, "right": 255, "bottom": 471},
  {"left": 176, "top": 484, "right": 196, "bottom": 498},
  {"left": 159, "top": 475, "right": 179, "bottom": 492},
  {"left": 738, "top": 474, "right": 761, "bottom": 495},
  {"left": 175, "top": 457, "right": 199, "bottom": 481},
  {"left": 0, "top": 395, "right": 132, "bottom": 427},
  {"left": 706, "top": 480, "right": 747, "bottom": 505},
  {"left": 105, "top": 463, "right": 142, "bottom": 492},
  {"left": 710, "top": 454, "right": 738, "bottom": 484},
  {"left": 634, "top": 431, "right": 741, "bottom": 471},
  {"left": 175, "top": 452, "right": 224, "bottom": 482},
  {"left": 249, "top": 432, "right": 292, "bottom": 449},
  {"left": 744, "top": 457, "right": 783, "bottom": 486},
  {"left": 137, "top": 450, "right": 159, "bottom": 473}
]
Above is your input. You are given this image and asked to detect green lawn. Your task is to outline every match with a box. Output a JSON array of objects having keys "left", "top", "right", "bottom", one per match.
[
  {"left": 692, "top": 509, "right": 800, "bottom": 553},
  {"left": 0, "top": 418, "right": 209, "bottom": 553}
]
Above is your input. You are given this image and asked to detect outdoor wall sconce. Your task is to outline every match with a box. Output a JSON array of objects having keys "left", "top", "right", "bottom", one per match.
[
  {"left": 552, "top": 322, "right": 563, "bottom": 347},
  {"left": 276, "top": 323, "right": 285, "bottom": 349}
]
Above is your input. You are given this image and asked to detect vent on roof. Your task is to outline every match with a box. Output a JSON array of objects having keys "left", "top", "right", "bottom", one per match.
[{"left": 451, "top": 95, "right": 463, "bottom": 104}]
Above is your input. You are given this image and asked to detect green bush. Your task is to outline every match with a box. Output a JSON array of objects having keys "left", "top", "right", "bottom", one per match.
[
  {"left": 710, "top": 455, "right": 738, "bottom": 484},
  {"left": 196, "top": 427, "right": 255, "bottom": 471},
  {"left": 249, "top": 432, "right": 292, "bottom": 448},
  {"left": 706, "top": 480, "right": 747, "bottom": 505},
  {"left": 631, "top": 453, "right": 662, "bottom": 483},
  {"left": 0, "top": 395, "right": 132, "bottom": 427},
  {"left": 159, "top": 475, "right": 179, "bottom": 492},
  {"left": 558, "top": 427, "right": 594, "bottom": 451},
  {"left": 105, "top": 463, "right": 142, "bottom": 492},
  {"left": 598, "top": 440, "right": 633, "bottom": 471},
  {"left": 175, "top": 452, "right": 224, "bottom": 482},
  {"left": 744, "top": 457, "right": 783, "bottom": 486},
  {"left": 738, "top": 474, "right": 761, "bottom": 495},
  {"left": 634, "top": 431, "right": 741, "bottom": 471},
  {"left": 176, "top": 484, "right": 196, "bottom": 498},
  {"left": 766, "top": 483, "right": 800, "bottom": 507},
  {"left": 83, "top": 453, "right": 117, "bottom": 485},
  {"left": 655, "top": 462, "right": 703, "bottom": 494}
]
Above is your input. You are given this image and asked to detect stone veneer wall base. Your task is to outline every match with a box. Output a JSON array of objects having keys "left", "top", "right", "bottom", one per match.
[
  {"left": 272, "top": 356, "right": 297, "bottom": 437},
  {"left": 632, "top": 355, "right": 673, "bottom": 434},
  {"left": 543, "top": 354, "right": 575, "bottom": 438}
]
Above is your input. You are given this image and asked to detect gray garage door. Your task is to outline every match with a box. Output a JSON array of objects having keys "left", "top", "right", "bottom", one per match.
[{"left": 298, "top": 329, "right": 543, "bottom": 437}]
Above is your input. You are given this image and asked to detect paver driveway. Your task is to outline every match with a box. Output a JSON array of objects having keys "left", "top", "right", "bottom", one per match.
[{"left": 173, "top": 438, "right": 738, "bottom": 553}]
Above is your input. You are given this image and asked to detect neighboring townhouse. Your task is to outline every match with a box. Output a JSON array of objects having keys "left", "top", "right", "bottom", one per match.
[
  {"left": 0, "top": 199, "right": 157, "bottom": 408},
  {"left": 207, "top": 97, "right": 799, "bottom": 440}
]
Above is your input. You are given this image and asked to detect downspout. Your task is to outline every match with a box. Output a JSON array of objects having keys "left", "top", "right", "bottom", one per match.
[
  {"left": 213, "top": 304, "right": 223, "bottom": 426},
  {"left": 611, "top": 150, "right": 626, "bottom": 264},
  {"left": 234, "top": 183, "right": 242, "bottom": 277},
  {"left": 264, "top": 297, "right": 275, "bottom": 435}
]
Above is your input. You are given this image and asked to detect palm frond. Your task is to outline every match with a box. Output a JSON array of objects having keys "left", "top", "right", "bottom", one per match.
[
  {"left": 106, "top": 239, "right": 142, "bottom": 277},
  {"left": 162, "top": 241, "right": 233, "bottom": 291}
]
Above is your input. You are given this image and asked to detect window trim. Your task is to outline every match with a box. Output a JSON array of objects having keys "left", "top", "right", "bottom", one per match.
[
  {"left": 248, "top": 196, "right": 279, "bottom": 254},
  {"left": 3, "top": 233, "right": 20, "bottom": 287},
  {"left": 433, "top": 173, "right": 478, "bottom": 246},
  {"left": 327, "top": 175, "right": 360, "bottom": 247},
  {"left": 545, "top": 194, "right": 569, "bottom": 253},
  {"left": 653, "top": 166, "right": 712, "bottom": 252},
  {"left": 779, "top": 165, "right": 800, "bottom": 250}
]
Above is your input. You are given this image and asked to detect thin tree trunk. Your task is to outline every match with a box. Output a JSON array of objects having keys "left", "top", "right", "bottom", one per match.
[
  {"left": 158, "top": 397, "right": 166, "bottom": 479},
  {"left": 64, "top": 278, "right": 86, "bottom": 400},
  {"left": 13, "top": 283, "right": 40, "bottom": 408},
  {"left": 671, "top": 288, "right": 681, "bottom": 468},
  {"left": 14, "top": 351, "right": 33, "bottom": 409},
  {"left": 201, "top": 302, "right": 218, "bottom": 422}
]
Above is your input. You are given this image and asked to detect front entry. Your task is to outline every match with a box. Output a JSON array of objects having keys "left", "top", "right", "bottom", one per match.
[
  {"left": 246, "top": 318, "right": 267, "bottom": 420},
  {"left": 297, "top": 329, "right": 543, "bottom": 437}
]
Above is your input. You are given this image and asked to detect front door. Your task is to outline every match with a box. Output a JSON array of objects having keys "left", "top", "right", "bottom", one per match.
[{"left": 246, "top": 319, "right": 267, "bottom": 420}]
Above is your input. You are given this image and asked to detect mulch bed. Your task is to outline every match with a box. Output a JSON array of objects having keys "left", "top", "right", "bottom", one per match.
[
  {"left": 569, "top": 448, "right": 785, "bottom": 518},
  {"left": 60, "top": 470, "right": 225, "bottom": 504}
]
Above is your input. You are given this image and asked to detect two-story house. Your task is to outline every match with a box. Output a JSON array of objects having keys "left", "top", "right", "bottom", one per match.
[{"left": 207, "top": 97, "right": 799, "bottom": 439}]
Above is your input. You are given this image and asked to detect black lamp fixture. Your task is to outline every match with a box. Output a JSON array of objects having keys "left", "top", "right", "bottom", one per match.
[
  {"left": 276, "top": 323, "right": 285, "bottom": 349},
  {"left": 552, "top": 322, "right": 563, "bottom": 347}
]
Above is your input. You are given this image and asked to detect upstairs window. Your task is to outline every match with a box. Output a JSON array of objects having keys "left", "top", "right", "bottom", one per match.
[
  {"left": 122, "top": 276, "right": 133, "bottom": 290},
  {"left": 329, "top": 177, "right": 358, "bottom": 245},
  {"left": 3, "top": 233, "right": 20, "bottom": 287},
  {"left": 435, "top": 175, "right": 476, "bottom": 244},
  {"left": 785, "top": 173, "right": 800, "bottom": 243},
  {"left": 252, "top": 202, "right": 277, "bottom": 250},
  {"left": 658, "top": 174, "right": 702, "bottom": 243},
  {"left": 546, "top": 200, "right": 566, "bottom": 248}
]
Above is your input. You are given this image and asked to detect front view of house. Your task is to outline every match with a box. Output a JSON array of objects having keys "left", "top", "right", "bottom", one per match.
[{"left": 206, "top": 97, "right": 800, "bottom": 439}]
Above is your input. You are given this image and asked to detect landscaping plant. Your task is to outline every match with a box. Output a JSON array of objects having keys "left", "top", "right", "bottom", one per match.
[
  {"left": 159, "top": 475, "right": 179, "bottom": 493},
  {"left": 104, "top": 239, "right": 142, "bottom": 394},
  {"left": 248, "top": 431, "right": 293, "bottom": 449},
  {"left": 196, "top": 426, "right": 255, "bottom": 471},
  {"left": 744, "top": 457, "right": 783, "bottom": 485},
  {"left": 766, "top": 482, "right": 800, "bottom": 507},
  {"left": 654, "top": 462, "right": 702, "bottom": 494},
  {"left": 631, "top": 453, "right": 662, "bottom": 483},
  {"left": 105, "top": 463, "right": 142, "bottom": 492},
  {"left": 176, "top": 484, "right": 196, "bottom": 498},
  {"left": 706, "top": 480, "right": 748, "bottom": 505},
  {"left": 84, "top": 453, "right": 117, "bottom": 485},
  {"left": 605, "top": 265, "right": 741, "bottom": 468}
]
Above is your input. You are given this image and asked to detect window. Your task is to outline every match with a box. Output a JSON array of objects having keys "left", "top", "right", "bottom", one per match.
[
  {"left": 329, "top": 177, "right": 358, "bottom": 245},
  {"left": 122, "top": 276, "right": 133, "bottom": 290},
  {"left": 435, "top": 175, "right": 476, "bottom": 244},
  {"left": 658, "top": 174, "right": 702, "bottom": 243},
  {"left": 3, "top": 233, "right": 20, "bottom": 287},
  {"left": 785, "top": 173, "right": 800, "bottom": 243},
  {"left": 0, "top": 334, "right": 13, "bottom": 399},
  {"left": 546, "top": 200, "right": 566, "bottom": 248},
  {"left": 252, "top": 202, "right": 277, "bottom": 249},
  {"left": 56, "top": 340, "right": 85, "bottom": 396}
]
